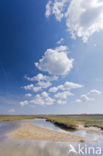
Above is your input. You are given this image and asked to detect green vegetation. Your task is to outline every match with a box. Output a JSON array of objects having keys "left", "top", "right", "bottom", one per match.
[
  {"left": 42, "top": 115, "right": 78, "bottom": 131},
  {"left": 0, "top": 115, "right": 37, "bottom": 121},
  {"left": 40, "top": 114, "right": 103, "bottom": 131},
  {"left": 1, "top": 114, "right": 103, "bottom": 131}
]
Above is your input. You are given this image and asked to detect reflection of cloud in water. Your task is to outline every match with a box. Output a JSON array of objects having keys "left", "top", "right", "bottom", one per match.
[
  {"left": 0, "top": 119, "right": 103, "bottom": 156},
  {"left": 0, "top": 139, "right": 76, "bottom": 156}
]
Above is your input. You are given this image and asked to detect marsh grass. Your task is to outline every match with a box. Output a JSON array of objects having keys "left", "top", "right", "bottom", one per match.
[
  {"left": 1, "top": 114, "right": 103, "bottom": 130},
  {"left": 0, "top": 115, "right": 37, "bottom": 121},
  {"left": 41, "top": 115, "right": 103, "bottom": 131}
]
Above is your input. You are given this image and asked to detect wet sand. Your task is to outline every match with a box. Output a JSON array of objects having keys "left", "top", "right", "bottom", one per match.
[
  {"left": 9, "top": 123, "right": 90, "bottom": 142},
  {"left": 78, "top": 124, "right": 103, "bottom": 135}
]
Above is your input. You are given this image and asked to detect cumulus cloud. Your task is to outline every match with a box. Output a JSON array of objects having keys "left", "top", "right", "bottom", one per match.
[
  {"left": 25, "top": 93, "right": 32, "bottom": 97},
  {"left": 46, "top": 0, "right": 103, "bottom": 42},
  {"left": 23, "top": 79, "right": 52, "bottom": 93},
  {"left": 56, "top": 100, "right": 67, "bottom": 104},
  {"left": 8, "top": 108, "right": 15, "bottom": 113},
  {"left": 32, "top": 86, "right": 42, "bottom": 92},
  {"left": 76, "top": 88, "right": 101, "bottom": 103},
  {"left": 80, "top": 94, "right": 95, "bottom": 102},
  {"left": 25, "top": 73, "right": 58, "bottom": 82},
  {"left": 45, "top": 0, "right": 52, "bottom": 18},
  {"left": 20, "top": 100, "right": 28, "bottom": 106},
  {"left": 49, "top": 86, "right": 59, "bottom": 92},
  {"left": 63, "top": 81, "right": 83, "bottom": 90},
  {"left": 55, "top": 91, "right": 73, "bottom": 99},
  {"left": 49, "top": 81, "right": 83, "bottom": 92},
  {"left": 41, "top": 91, "right": 49, "bottom": 97},
  {"left": 88, "top": 89, "right": 101, "bottom": 95},
  {"left": 23, "top": 84, "right": 42, "bottom": 92},
  {"left": 23, "top": 84, "right": 34, "bottom": 90},
  {"left": 30, "top": 92, "right": 54, "bottom": 105},
  {"left": 37, "top": 81, "right": 52, "bottom": 88},
  {"left": 46, "top": 0, "right": 68, "bottom": 21},
  {"left": 35, "top": 45, "right": 73, "bottom": 75},
  {"left": 76, "top": 94, "right": 95, "bottom": 103},
  {"left": 65, "top": 0, "right": 103, "bottom": 42}
]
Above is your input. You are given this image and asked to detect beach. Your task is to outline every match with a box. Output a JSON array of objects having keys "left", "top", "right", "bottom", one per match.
[{"left": 9, "top": 123, "right": 89, "bottom": 142}]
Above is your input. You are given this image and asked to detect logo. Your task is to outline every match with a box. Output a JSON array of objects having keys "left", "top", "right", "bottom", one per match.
[
  {"left": 68, "top": 144, "right": 77, "bottom": 154},
  {"left": 67, "top": 144, "right": 101, "bottom": 155}
]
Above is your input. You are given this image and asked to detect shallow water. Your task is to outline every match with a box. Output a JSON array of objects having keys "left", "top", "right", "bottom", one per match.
[
  {"left": 0, "top": 119, "right": 103, "bottom": 156},
  {"left": 29, "top": 118, "right": 65, "bottom": 131},
  {"left": 29, "top": 119, "right": 103, "bottom": 145}
]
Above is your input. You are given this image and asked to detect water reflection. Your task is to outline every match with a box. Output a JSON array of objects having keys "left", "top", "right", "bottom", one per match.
[
  {"left": 0, "top": 119, "right": 103, "bottom": 156},
  {"left": 30, "top": 119, "right": 103, "bottom": 145},
  {"left": 29, "top": 118, "right": 65, "bottom": 132}
]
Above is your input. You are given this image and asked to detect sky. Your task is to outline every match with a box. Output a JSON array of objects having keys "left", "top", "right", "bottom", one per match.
[{"left": 0, "top": 0, "right": 103, "bottom": 115}]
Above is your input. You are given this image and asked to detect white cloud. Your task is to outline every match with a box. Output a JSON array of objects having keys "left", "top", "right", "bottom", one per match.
[
  {"left": 46, "top": 0, "right": 68, "bottom": 21},
  {"left": 49, "top": 86, "right": 58, "bottom": 92},
  {"left": 32, "top": 86, "right": 42, "bottom": 92},
  {"left": 41, "top": 91, "right": 48, "bottom": 97},
  {"left": 23, "top": 79, "right": 52, "bottom": 93},
  {"left": 88, "top": 89, "right": 101, "bottom": 95},
  {"left": 57, "top": 38, "right": 64, "bottom": 44},
  {"left": 56, "top": 100, "right": 67, "bottom": 104},
  {"left": 35, "top": 45, "right": 73, "bottom": 75},
  {"left": 30, "top": 93, "right": 54, "bottom": 105},
  {"left": 25, "top": 93, "right": 32, "bottom": 97},
  {"left": 25, "top": 73, "right": 58, "bottom": 82},
  {"left": 63, "top": 81, "right": 83, "bottom": 90},
  {"left": 8, "top": 108, "right": 15, "bottom": 113},
  {"left": 80, "top": 94, "right": 91, "bottom": 102},
  {"left": 76, "top": 89, "right": 101, "bottom": 103},
  {"left": 20, "top": 100, "right": 28, "bottom": 106},
  {"left": 49, "top": 81, "right": 83, "bottom": 92},
  {"left": 46, "top": 0, "right": 103, "bottom": 42},
  {"left": 65, "top": 0, "right": 103, "bottom": 42},
  {"left": 80, "top": 94, "right": 95, "bottom": 102},
  {"left": 75, "top": 95, "right": 95, "bottom": 103},
  {"left": 30, "top": 98, "right": 44, "bottom": 105},
  {"left": 55, "top": 91, "right": 73, "bottom": 99},
  {"left": 23, "top": 84, "right": 34, "bottom": 90},
  {"left": 23, "top": 84, "right": 42, "bottom": 92},
  {"left": 45, "top": 0, "right": 52, "bottom": 18},
  {"left": 37, "top": 81, "right": 52, "bottom": 88},
  {"left": 75, "top": 99, "right": 82, "bottom": 103},
  {"left": 52, "top": 0, "right": 65, "bottom": 21},
  {"left": 77, "top": 94, "right": 95, "bottom": 103}
]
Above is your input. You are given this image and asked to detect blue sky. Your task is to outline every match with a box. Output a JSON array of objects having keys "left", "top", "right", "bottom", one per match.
[{"left": 0, "top": 0, "right": 103, "bottom": 114}]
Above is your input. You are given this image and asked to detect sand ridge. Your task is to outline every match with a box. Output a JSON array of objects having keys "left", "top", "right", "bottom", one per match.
[{"left": 9, "top": 123, "right": 90, "bottom": 142}]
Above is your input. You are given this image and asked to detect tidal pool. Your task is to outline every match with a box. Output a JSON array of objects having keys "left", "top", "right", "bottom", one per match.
[{"left": 0, "top": 119, "right": 103, "bottom": 156}]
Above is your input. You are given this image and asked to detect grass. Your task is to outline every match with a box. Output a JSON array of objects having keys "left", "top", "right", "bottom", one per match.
[
  {"left": 0, "top": 114, "right": 103, "bottom": 131},
  {"left": 42, "top": 115, "right": 78, "bottom": 131},
  {"left": 40, "top": 114, "right": 103, "bottom": 131},
  {"left": 0, "top": 115, "right": 37, "bottom": 121}
]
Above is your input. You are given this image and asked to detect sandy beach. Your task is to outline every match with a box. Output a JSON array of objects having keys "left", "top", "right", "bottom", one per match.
[{"left": 9, "top": 123, "right": 90, "bottom": 142}]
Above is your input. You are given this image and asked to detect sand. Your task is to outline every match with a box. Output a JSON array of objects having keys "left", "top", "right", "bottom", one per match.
[
  {"left": 78, "top": 124, "right": 103, "bottom": 135},
  {"left": 9, "top": 123, "right": 90, "bottom": 142}
]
